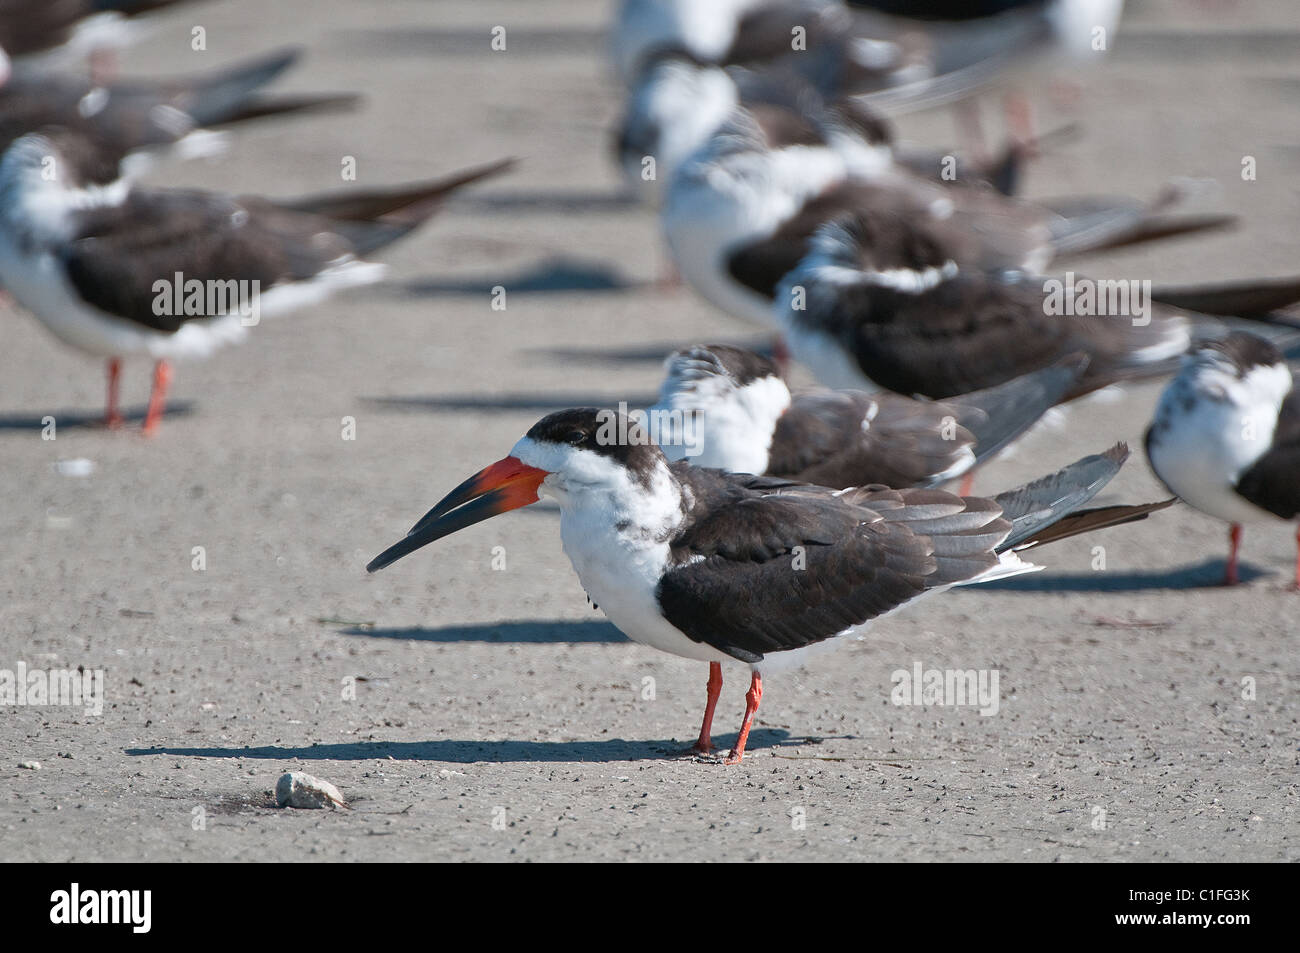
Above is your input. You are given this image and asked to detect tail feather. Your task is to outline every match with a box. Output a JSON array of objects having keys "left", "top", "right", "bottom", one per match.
[
  {"left": 1007, "top": 499, "right": 1177, "bottom": 551},
  {"left": 1075, "top": 212, "right": 1237, "bottom": 255},
  {"left": 1152, "top": 274, "right": 1300, "bottom": 318},
  {"left": 1045, "top": 196, "right": 1236, "bottom": 258},
  {"left": 992, "top": 442, "right": 1130, "bottom": 550},
  {"left": 947, "top": 354, "right": 1089, "bottom": 472},
  {"left": 168, "top": 47, "right": 303, "bottom": 125},
  {"left": 277, "top": 158, "right": 517, "bottom": 224},
  {"left": 208, "top": 91, "right": 361, "bottom": 127}
]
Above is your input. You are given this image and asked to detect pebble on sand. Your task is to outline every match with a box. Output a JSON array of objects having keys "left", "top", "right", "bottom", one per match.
[{"left": 275, "top": 771, "right": 347, "bottom": 809}]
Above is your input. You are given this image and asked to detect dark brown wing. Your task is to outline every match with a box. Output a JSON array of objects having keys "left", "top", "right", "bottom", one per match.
[
  {"left": 0, "top": 0, "right": 190, "bottom": 56},
  {"left": 1235, "top": 387, "right": 1300, "bottom": 519},
  {"left": 768, "top": 358, "right": 1087, "bottom": 488},
  {"left": 840, "top": 169, "right": 1053, "bottom": 271},
  {"left": 0, "top": 50, "right": 353, "bottom": 163},
  {"left": 821, "top": 272, "right": 1069, "bottom": 398},
  {"left": 727, "top": 2, "right": 830, "bottom": 66},
  {"left": 273, "top": 158, "right": 515, "bottom": 226},
  {"left": 60, "top": 188, "right": 363, "bottom": 332},
  {"left": 727, "top": 180, "right": 975, "bottom": 300},
  {"left": 727, "top": 179, "right": 1043, "bottom": 302},
  {"left": 0, "top": 0, "right": 92, "bottom": 55},
  {"left": 768, "top": 389, "right": 976, "bottom": 488},
  {"left": 656, "top": 470, "right": 1008, "bottom": 662},
  {"left": 809, "top": 267, "right": 1187, "bottom": 399}
]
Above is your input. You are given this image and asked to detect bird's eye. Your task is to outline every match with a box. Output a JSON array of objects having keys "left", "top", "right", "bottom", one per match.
[{"left": 565, "top": 430, "right": 586, "bottom": 446}]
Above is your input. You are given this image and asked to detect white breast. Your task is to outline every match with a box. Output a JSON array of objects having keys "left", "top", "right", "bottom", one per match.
[
  {"left": 1147, "top": 366, "right": 1289, "bottom": 525},
  {"left": 1049, "top": 0, "right": 1126, "bottom": 60},
  {"left": 784, "top": 321, "right": 875, "bottom": 391},
  {"left": 0, "top": 232, "right": 240, "bottom": 360},
  {"left": 559, "top": 507, "right": 734, "bottom": 665},
  {"left": 774, "top": 271, "right": 880, "bottom": 392}
]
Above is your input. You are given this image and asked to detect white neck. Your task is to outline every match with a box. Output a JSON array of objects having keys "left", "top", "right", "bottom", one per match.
[{"left": 653, "top": 374, "right": 791, "bottom": 474}]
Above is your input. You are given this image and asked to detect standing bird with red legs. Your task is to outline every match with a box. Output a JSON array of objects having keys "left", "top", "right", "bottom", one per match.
[
  {"left": 367, "top": 408, "right": 1166, "bottom": 762},
  {"left": 0, "top": 130, "right": 512, "bottom": 434},
  {"left": 1146, "top": 332, "right": 1300, "bottom": 587}
]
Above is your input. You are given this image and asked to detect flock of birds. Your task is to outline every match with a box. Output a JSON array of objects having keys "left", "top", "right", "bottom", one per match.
[
  {"left": 4, "top": 0, "right": 1298, "bottom": 763},
  {"left": 0, "top": 0, "right": 514, "bottom": 431}
]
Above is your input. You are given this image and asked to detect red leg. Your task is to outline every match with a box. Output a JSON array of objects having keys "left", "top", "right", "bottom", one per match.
[
  {"left": 104, "top": 358, "right": 124, "bottom": 428},
  {"left": 772, "top": 334, "right": 791, "bottom": 376},
  {"left": 1224, "top": 523, "right": 1242, "bottom": 586},
  {"left": 142, "top": 360, "right": 172, "bottom": 436},
  {"left": 89, "top": 47, "right": 118, "bottom": 85},
  {"left": 690, "top": 662, "right": 723, "bottom": 755},
  {"left": 958, "top": 472, "right": 975, "bottom": 497},
  {"left": 724, "top": 672, "right": 763, "bottom": 765},
  {"left": 1004, "top": 91, "right": 1038, "bottom": 158}
]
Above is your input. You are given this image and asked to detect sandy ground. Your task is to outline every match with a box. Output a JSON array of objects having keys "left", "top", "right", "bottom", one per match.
[{"left": 1, "top": 0, "right": 1297, "bottom": 862}]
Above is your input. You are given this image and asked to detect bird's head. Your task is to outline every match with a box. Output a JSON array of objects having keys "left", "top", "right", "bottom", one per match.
[
  {"left": 1182, "top": 332, "right": 1292, "bottom": 408},
  {"left": 616, "top": 52, "right": 737, "bottom": 190},
  {"left": 366, "top": 409, "right": 682, "bottom": 572},
  {"left": 0, "top": 131, "right": 125, "bottom": 246}
]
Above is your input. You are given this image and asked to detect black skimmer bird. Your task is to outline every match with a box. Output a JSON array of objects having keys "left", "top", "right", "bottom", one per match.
[
  {"left": 0, "top": 129, "right": 513, "bottom": 434},
  {"left": 0, "top": 0, "right": 201, "bottom": 81},
  {"left": 649, "top": 343, "right": 1086, "bottom": 489},
  {"left": 1146, "top": 332, "right": 1300, "bottom": 587},
  {"left": 0, "top": 47, "right": 357, "bottom": 176},
  {"left": 367, "top": 408, "right": 1165, "bottom": 763},
  {"left": 767, "top": 211, "right": 1300, "bottom": 400},
  {"left": 661, "top": 101, "right": 1228, "bottom": 335}
]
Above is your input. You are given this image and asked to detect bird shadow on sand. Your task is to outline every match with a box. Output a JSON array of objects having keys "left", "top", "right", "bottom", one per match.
[
  {"left": 399, "top": 258, "right": 638, "bottom": 297},
  {"left": 339, "top": 619, "right": 627, "bottom": 645},
  {"left": 339, "top": 26, "right": 603, "bottom": 58},
  {"left": 1115, "top": 29, "right": 1300, "bottom": 61},
  {"left": 972, "top": 558, "right": 1270, "bottom": 592},
  {"left": 0, "top": 402, "right": 195, "bottom": 431},
  {"left": 124, "top": 730, "right": 799, "bottom": 764},
  {"left": 359, "top": 392, "right": 660, "bottom": 414},
  {"left": 449, "top": 190, "right": 641, "bottom": 215}
]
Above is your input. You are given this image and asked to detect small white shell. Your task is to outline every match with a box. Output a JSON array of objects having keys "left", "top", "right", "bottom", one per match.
[{"left": 275, "top": 772, "right": 347, "bottom": 810}]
